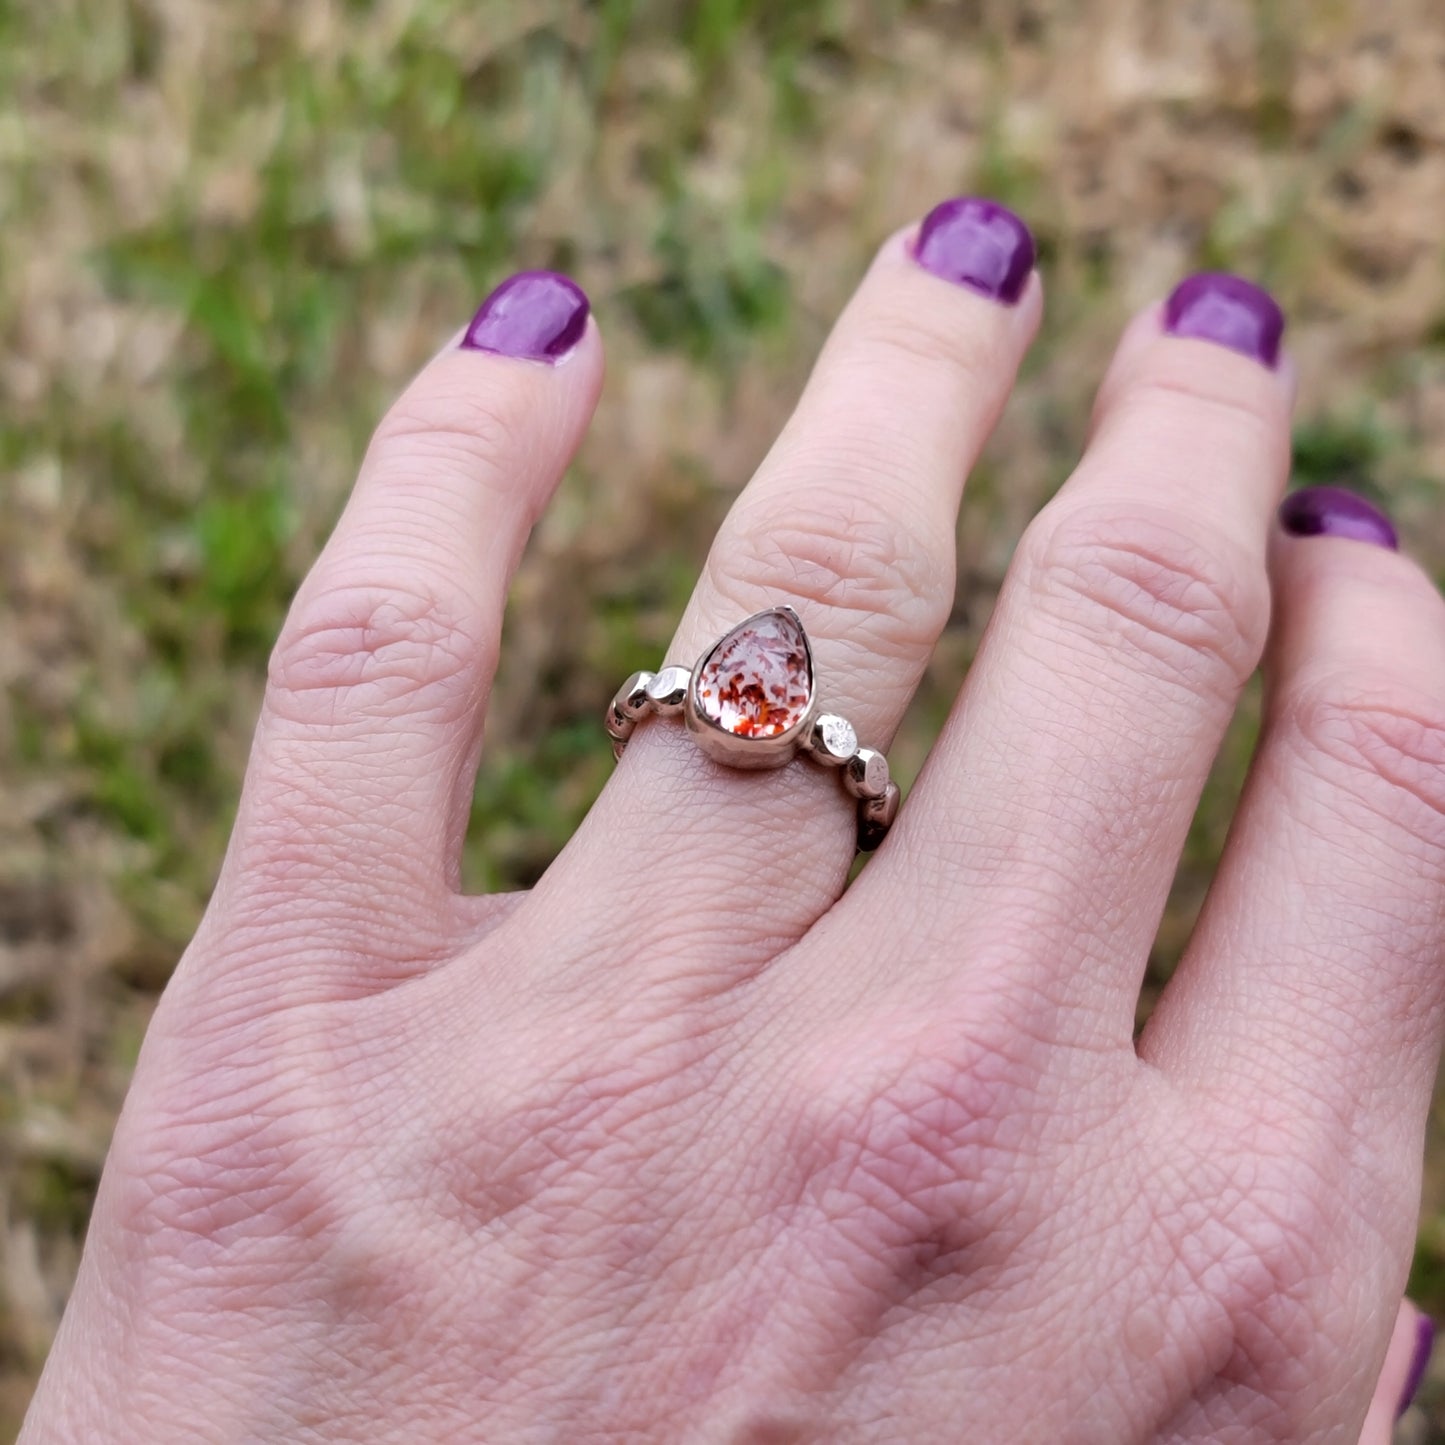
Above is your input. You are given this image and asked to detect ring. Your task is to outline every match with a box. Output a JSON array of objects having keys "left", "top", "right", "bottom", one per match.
[{"left": 605, "top": 605, "right": 901, "bottom": 851}]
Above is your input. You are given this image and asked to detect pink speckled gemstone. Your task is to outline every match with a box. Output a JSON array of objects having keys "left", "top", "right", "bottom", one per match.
[{"left": 695, "top": 609, "right": 813, "bottom": 739}]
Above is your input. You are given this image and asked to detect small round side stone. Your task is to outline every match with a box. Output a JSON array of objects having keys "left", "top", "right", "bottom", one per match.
[{"left": 806, "top": 713, "right": 858, "bottom": 766}]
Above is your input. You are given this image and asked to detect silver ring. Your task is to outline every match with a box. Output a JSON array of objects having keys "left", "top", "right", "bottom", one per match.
[{"left": 605, "top": 605, "right": 900, "bottom": 851}]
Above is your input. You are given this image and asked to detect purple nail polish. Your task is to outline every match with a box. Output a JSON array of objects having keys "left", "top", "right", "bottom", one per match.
[
  {"left": 1163, "top": 272, "right": 1285, "bottom": 368},
  {"left": 912, "top": 197, "right": 1036, "bottom": 305},
  {"left": 462, "top": 270, "right": 589, "bottom": 363},
  {"left": 1397, "top": 1313, "right": 1435, "bottom": 1420},
  {"left": 1278, "top": 485, "right": 1399, "bottom": 550}
]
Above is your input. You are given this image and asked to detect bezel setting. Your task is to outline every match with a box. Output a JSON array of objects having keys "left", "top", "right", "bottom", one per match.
[
  {"left": 606, "top": 603, "right": 897, "bottom": 850},
  {"left": 683, "top": 605, "right": 818, "bottom": 769}
]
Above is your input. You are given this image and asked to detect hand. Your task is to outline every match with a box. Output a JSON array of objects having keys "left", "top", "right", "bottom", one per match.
[{"left": 20, "top": 201, "right": 1445, "bottom": 1443}]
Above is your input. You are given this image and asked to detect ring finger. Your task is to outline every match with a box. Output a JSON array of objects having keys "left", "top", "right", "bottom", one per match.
[{"left": 543, "top": 197, "right": 1041, "bottom": 965}]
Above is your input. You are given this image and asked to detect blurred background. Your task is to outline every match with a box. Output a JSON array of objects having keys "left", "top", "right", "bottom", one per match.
[{"left": 3, "top": 0, "right": 1445, "bottom": 1436}]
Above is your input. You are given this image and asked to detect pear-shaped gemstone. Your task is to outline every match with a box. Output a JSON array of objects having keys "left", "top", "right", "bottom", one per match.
[{"left": 695, "top": 608, "right": 813, "bottom": 739}]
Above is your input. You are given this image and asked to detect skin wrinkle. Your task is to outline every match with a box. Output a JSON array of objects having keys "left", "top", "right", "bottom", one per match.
[
  {"left": 550, "top": 756, "right": 848, "bottom": 953},
  {"left": 1096, "top": 378, "right": 1285, "bottom": 468},
  {"left": 346, "top": 474, "right": 531, "bottom": 540},
  {"left": 369, "top": 371, "right": 565, "bottom": 488},
  {"left": 1199, "top": 1017, "right": 1390, "bottom": 1169},
  {"left": 326, "top": 520, "right": 511, "bottom": 597},
  {"left": 528, "top": 852, "right": 834, "bottom": 996},
  {"left": 1277, "top": 728, "right": 1445, "bottom": 907},
  {"left": 267, "top": 585, "right": 485, "bottom": 721},
  {"left": 338, "top": 1034, "right": 699, "bottom": 1427},
  {"left": 364, "top": 428, "right": 526, "bottom": 509},
  {"left": 1280, "top": 690, "right": 1445, "bottom": 855},
  {"left": 249, "top": 745, "right": 451, "bottom": 831},
  {"left": 314, "top": 506, "right": 534, "bottom": 588},
  {"left": 841, "top": 1140, "right": 1209, "bottom": 1439},
  {"left": 886, "top": 756, "right": 1177, "bottom": 1016},
  {"left": 224, "top": 814, "right": 466, "bottom": 929},
  {"left": 1007, "top": 618, "right": 1215, "bottom": 751},
  {"left": 206, "top": 832, "right": 462, "bottom": 959},
  {"left": 759, "top": 423, "right": 951, "bottom": 509},
  {"left": 827, "top": 287, "right": 1017, "bottom": 383},
  {"left": 1019, "top": 505, "right": 1267, "bottom": 706},
  {"left": 702, "top": 501, "right": 953, "bottom": 667},
  {"left": 1086, "top": 323, "right": 1295, "bottom": 453},
  {"left": 978, "top": 702, "right": 1191, "bottom": 857}
]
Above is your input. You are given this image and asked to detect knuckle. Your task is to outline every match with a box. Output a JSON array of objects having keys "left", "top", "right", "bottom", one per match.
[
  {"left": 1193, "top": 1171, "right": 1329, "bottom": 1373},
  {"left": 713, "top": 487, "right": 952, "bottom": 657},
  {"left": 267, "top": 578, "right": 481, "bottom": 726},
  {"left": 1171, "top": 1111, "right": 1394, "bottom": 1385},
  {"left": 109, "top": 1053, "right": 336, "bottom": 1265},
  {"left": 428, "top": 1034, "right": 694, "bottom": 1234},
  {"left": 793, "top": 1004, "right": 1044, "bottom": 1266},
  {"left": 1098, "top": 340, "right": 1290, "bottom": 468},
  {"left": 1109, "top": 370, "right": 1283, "bottom": 448},
  {"left": 855, "top": 302, "right": 1001, "bottom": 389},
  {"left": 1283, "top": 677, "right": 1445, "bottom": 852},
  {"left": 370, "top": 378, "right": 523, "bottom": 502},
  {"left": 1020, "top": 503, "right": 1265, "bottom": 701}
]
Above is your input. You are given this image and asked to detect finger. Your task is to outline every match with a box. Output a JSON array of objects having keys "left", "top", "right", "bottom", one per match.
[
  {"left": 1360, "top": 1300, "right": 1432, "bottom": 1443},
  {"left": 548, "top": 198, "right": 1041, "bottom": 961},
  {"left": 206, "top": 272, "right": 602, "bottom": 995},
  {"left": 1142, "top": 489, "right": 1445, "bottom": 1184},
  {"left": 823, "top": 274, "right": 1291, "bottom": 1047}
]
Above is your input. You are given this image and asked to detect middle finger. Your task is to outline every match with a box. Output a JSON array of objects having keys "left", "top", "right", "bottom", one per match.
[{"left": 833, "top": 274, "right": 1293, "bottom": 1049}]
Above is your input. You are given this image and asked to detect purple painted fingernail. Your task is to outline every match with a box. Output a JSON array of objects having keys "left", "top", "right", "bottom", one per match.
[
  {"left": 1397, "top": 1312, "right": 1434, "bottom": 1420},
  {"left": 1278, "top": 485, "right": 1399, "bottom": 550},
  {"left": 462, "top": 270, "right": 589, "bottom": 363},
  {"left": 912, "top": 197, "right": 1036, "bottom": 305},
  {"left": 1163, "top": 272, "right": 1285, "bottom": 368}
]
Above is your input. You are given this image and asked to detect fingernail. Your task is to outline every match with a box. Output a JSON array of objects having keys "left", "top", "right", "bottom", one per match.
[
  {"left": 1398, "top": 1312, "right": 1435, "bottom": 1420},
  {"left": 1278, "top": 485, "right": 1399, "bottom": 550},
  {"left": 912, "top": 197, "right": 1036, "bottom": 305},
  {"left": 462, "top": 270, "right": 589, "bottom": 363},
  {"left": 1163, "top": 272, "right": 1285, "bottom": 368}
]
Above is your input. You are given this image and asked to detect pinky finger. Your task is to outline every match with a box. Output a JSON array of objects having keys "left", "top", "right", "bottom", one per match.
[{"left": 1145, "top": 486, "right": 1445, "bottom": 1149}]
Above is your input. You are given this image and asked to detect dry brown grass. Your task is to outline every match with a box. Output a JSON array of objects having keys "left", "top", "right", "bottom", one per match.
[{"left": 4, "top": 0, "right": 1445, "bottom": 1435}]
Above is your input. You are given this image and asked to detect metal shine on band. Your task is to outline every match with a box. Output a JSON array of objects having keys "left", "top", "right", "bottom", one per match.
[{"left": 605, "top": 605, "right": 900, "bottom": 851}]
